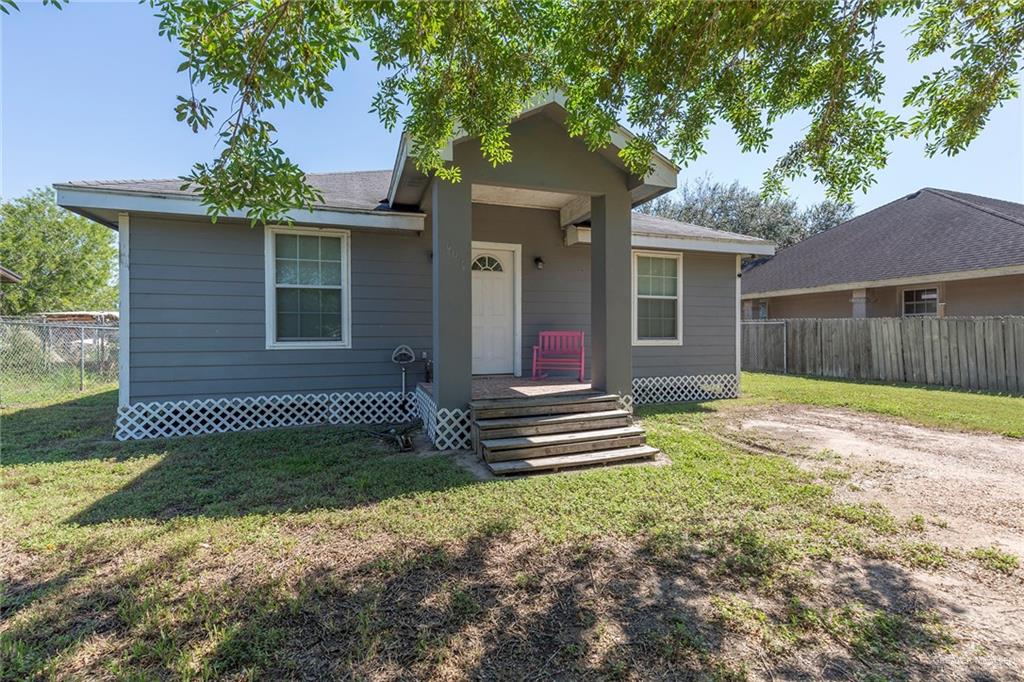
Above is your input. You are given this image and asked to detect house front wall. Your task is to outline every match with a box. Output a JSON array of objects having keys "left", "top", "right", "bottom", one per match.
[
  {"left": 469, "top": 203, "right": 739, "bottom": 379},
  {"left": 117, "top": 206, "right": 741, "bottom": 439},
  {"left": 745, "top": 273, "right": 1024, "bottom": 319}
]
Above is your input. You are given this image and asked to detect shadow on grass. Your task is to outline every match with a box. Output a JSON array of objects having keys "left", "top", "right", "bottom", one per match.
[
  {"left": 2, "top": 524, "right": 972, "bottom": 680},
  {"left": 2, "top": 389, "right": 123, "bottom": 465},
  {"left": 69, "top": 423, "right": 477, "bottom": 524}
]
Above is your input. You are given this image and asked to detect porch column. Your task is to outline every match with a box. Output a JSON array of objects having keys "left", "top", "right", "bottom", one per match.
[
  {"left": 851, "top": 288, "right": 868, "bottom": 319},
  {"left": 431, "top": 178, "right": 473, "bottom": 410},
  {"left": 590, "top": 191, "right": 633, "bottom": 397}
]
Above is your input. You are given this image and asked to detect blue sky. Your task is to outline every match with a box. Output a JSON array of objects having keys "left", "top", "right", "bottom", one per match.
[{"left": 2, "top": 2, "right": 1022, "bottom": 212}]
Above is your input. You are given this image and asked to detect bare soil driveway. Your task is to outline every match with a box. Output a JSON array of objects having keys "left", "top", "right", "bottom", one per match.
[{"left": 719, "top": 403, "right": 1024, "bottom": 678}]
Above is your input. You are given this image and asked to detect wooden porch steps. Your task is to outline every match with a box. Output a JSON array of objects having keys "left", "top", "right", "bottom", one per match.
[
  {"left": 487, "top": 445, "right": 660, "bottom": 475},
  {"left": 470, "top": 392, "right": 658, "bottom": 475}
]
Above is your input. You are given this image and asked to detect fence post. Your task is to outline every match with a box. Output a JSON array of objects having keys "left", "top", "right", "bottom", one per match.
[
  {"left": 80, "top": 326, "right": 86, "bottom": 391},
  {"left": 783, "top": 321, "right": 788, "bottom": 374}
]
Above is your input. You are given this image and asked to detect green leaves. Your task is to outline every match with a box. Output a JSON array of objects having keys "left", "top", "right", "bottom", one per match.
[
  {"left": 180, "top": 119, "right": 325, "bottom": 226},
  {"left": 640, "top": 177, "right": 854, "bottom": 247},
  {"left": 0, "top": 189, "right": 117, "bottom": 315},
  {"left": 142, "top": 0, "right": 1022, "bottom": 221}
]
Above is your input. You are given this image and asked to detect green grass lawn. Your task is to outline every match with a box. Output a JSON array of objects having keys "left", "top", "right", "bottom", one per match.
[
  {"left": 1, "top": 380, "right": 1012, "bottom": 680},
  {"left": 0, "top": 373, "right": 116, "bottom": 410},
  {"left": 740, "top": 372, "right": 1024, "bottom": 438}
]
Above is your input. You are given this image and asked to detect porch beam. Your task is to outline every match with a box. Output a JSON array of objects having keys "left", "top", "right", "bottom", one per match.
[
  {"left": 431, "top": 178, "right": 474, "bottom": 410},
  {"left": 590, "top": 191, "right": 633, "bottom": 397}
]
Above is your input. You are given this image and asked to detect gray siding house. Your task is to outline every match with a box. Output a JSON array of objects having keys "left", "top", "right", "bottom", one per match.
[{"left": 57, "top": 101, "right": 773, "bottom": 448}]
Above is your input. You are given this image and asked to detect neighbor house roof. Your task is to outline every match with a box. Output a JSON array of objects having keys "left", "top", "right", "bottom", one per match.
[
  {"left": 0, "top": 264, "right": 21, "bottom": 283},
  {"left": 742, "top": 188, "right": 1024, "bottom": 298},
  {"left": 56, "top": 170, "right": 775, "bottom": 256}
]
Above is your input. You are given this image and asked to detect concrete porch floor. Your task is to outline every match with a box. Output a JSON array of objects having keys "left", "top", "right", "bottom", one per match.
[{"left": 419, "top": 375, "right": 595, "bottom": 401}]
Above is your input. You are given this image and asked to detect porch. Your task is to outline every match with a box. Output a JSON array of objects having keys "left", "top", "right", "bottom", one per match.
[{"left": 418, "top": 375, "right": 594, "bottom": 401}]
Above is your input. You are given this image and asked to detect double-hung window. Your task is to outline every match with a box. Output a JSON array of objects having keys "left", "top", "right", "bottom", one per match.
[
  {"left": 266, "top": 227, "right": 351, "bottom": 349},
  {"left": 902, "top": 287, "right": 938, "bottom": 317},
  {"left": 633, "top": 251, "right": 683, "bottom": 346}
]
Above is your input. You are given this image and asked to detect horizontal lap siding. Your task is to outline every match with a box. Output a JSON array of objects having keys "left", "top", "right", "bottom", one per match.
[
  {"left": 472, "top": 205, "right": 737, "bottom": 379},
  {"left": 633, "top": 252, "right": 737, "bottom": 376},
  {"left": 129, "top": 216, "right": 432, "bottom": 401},
  {"left": 128, "top": 210, "right": 739, "bottom": 402}
]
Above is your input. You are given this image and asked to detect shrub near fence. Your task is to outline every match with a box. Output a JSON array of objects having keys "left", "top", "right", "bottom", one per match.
[
  {"left": 742, "top": 317, "right": 1024, "bottom": 395},
  {"left": 0, "top": 321, "right": 119, "bottom": 405}
]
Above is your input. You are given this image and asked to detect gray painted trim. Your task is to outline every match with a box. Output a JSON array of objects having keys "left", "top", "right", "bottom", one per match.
[
  {"left": 431, "top": 179, "right": 474, "bottom": 409},
  {"left": 55, "top": 186, "right": 425, "bottom": 232},
  {"left": 118, "top": 213, "right": 130, "bottom": 407},
  {"left": 590, "top": 192, "right": 634, "bottom": 396}
]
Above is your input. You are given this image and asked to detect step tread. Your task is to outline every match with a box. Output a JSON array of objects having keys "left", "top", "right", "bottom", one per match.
[
  {"left": 481, "top": 425, "right": 644, "bottom": 451},
  {"left": 487, "top": 445, "right": 660, "bottom": 474},
  {"left": 483, "top": 434, "right": 647, "bottom": 463},
  {"left": 475, "top": 409, "right": 630, "bottom": 430},
  {"left": 469, "top": 392, "right": 616, "bottom": 411}
]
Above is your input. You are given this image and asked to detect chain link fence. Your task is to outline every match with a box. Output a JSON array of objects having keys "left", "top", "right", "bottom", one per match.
[{"left": 0, "top": 320, "right": 119, "bottom": 406}]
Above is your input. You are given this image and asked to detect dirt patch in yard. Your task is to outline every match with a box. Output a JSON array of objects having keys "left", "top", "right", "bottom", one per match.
[{"left": 718, "top": 404, "right": 1024, "bottom": 677}]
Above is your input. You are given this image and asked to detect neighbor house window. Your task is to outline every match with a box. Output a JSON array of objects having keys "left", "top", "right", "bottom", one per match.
[
  {"left": 633, "top": 251, "right": 683, "bottom": 345},
  {"left": 757, "top": 302, "right": 769, "bottom": 320},
  {"left": 265, "top": 227, "right": 351, "bottom": 348},
  {"left": 902, "top": 287, "right": 938, "bottom": 317}
]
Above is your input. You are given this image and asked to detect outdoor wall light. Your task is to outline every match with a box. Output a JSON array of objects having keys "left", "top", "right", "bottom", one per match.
[{"left": 534, "top": 257, "right": 545, "bottom": 270}]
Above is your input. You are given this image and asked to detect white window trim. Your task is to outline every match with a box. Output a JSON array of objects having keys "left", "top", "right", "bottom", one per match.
[
  {"left": 632, "top": 250, "right": 684, "bottom": 347},
  {"left": 264, "top": 225, "right": 352, "bottom": 350},
  {"left": 899, "top": 285, "right": 940, "bottom": 318}
]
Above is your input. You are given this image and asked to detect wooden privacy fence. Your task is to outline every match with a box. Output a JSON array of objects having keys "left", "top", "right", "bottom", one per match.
[{"left": 742, "top": 317, "right": 1024, "bottom": 395}]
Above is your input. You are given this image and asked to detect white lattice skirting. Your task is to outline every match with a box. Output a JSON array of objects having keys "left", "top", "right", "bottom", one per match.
[
  {"left": 115, "top": 391, "right": 418, "bottom": 441},
  {"left": 114, "top": 375, "right": 738, "bottom": 442},
  {"left": 414, "top": 385, "right": 472, "bottom": 451},
  {"left": 632, "top": 373, "right": 739, "bottom": 405}
]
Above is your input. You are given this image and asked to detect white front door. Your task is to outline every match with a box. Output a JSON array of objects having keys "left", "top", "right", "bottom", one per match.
[{"left": 471, "top": 246, "right": 516, "bottom": 374}]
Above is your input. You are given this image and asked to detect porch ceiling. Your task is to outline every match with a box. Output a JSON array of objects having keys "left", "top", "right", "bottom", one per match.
[{"left": 470, "top": 184, "right": 582, "bottom": 212}]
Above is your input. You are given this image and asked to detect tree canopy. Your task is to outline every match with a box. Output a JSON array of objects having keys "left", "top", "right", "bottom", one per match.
[
  {"left": 639, "top": 177, "right": 855, "bottom": 247},
  {"left": 0, "top": 189, "right": 117, "bottom": 316},
  {"left": 14, "top": 0, "right": 1024, "bottom": 222}
]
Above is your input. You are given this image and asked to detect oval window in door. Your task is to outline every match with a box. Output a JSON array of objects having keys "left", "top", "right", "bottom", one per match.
[{"left": 471, "top": 254, "right": 504, "bottom": 272}]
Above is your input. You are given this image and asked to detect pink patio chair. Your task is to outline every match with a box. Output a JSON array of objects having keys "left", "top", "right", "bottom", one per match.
[{"left": 531, "top": 331, "right": 585, "bottom": 382}]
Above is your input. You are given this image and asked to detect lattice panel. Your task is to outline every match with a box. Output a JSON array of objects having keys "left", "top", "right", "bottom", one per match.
[
  {"left": 434, "top": 408, "right": 472, "bottom": 450},
  {"left": 116, "top": 391, "right": 417, "bottom": 441},
  {"left": 414, "top": 386, "right": 439, "bottom": 444},
  {"left": 413, "top": 386, "right": 471, "bottom": 450},
  {"left": 632, "top": 374, "right": 739, "bottom": 405}
]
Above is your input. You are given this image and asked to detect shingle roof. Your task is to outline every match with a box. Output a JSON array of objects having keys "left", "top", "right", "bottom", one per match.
[
  {"left": 742, "top": 188, "right": 1024, "bottom": 295},
  {"left": 61, "top": 170, "right": 769, "bottom": 246},
  {"left": 630, "top": 212, "right": 770, "bottom": 244},
  {"left": 60, "top": 170, "right": 394, "bottom": 213}
]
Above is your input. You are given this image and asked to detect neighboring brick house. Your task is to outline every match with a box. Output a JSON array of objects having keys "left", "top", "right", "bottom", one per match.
[{"left": 742, "top": 188, "right": 1024, "bottom": 320}]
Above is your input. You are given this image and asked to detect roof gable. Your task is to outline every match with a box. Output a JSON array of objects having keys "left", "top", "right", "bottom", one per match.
[{"left": 388, "top": 96, "right": 678, "bottom": 220}]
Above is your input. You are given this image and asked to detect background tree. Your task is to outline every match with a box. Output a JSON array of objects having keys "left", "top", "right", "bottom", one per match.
[
  {"left": 640, "top": 177, "right": 855, "bottom": 247},
  {"left": 0, "top": 189, "right": 117, "bottom": 315},
  {"left": 11, "top": 0, "right": 1022, "bottom": 221}
]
